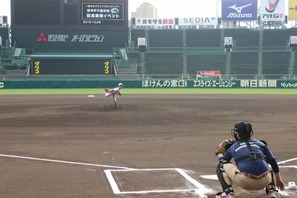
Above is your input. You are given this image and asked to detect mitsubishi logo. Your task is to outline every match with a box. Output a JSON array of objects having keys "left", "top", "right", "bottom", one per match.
[
  {"left": 228, "top": 3, "right": 252, "bottom": 13},
  {"left": 37, "top": 32, "right": 47, "bottom": 42}
]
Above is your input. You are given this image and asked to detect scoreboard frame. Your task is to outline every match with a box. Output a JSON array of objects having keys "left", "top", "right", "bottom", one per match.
[{"left": 11, "top": 0, "right": 128, "bottom": 30}]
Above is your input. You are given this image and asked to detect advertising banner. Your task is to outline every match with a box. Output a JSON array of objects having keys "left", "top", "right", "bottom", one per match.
[
  {"left": 288, "top": 0, "right": 297, "bottom": 20},
  {"left": 197, "top": 70, "right": 221, "bottom": 78},
  {"left": 81, "top": 2, "right": 125, "bottom": 25},
  {"left": 1, "top": 79, "right": 297, "bottom": 89},
  {"left": 135, "top": 18, "right": 175, "bottom": 26},
  {"left": 178, "top": 17, "right": 218, "bottom": 26},
  {"left": 135, "top": 17, "right": 217, "bottom": 26},
  {"left": 221, "top": 0, "right": 258, "bottom": 21},
  {"left": 11, "top": 29, "right": 128, "bottom": 53},
  {"left": 261, "top": 0, "right": 285, "bottom": 22}
]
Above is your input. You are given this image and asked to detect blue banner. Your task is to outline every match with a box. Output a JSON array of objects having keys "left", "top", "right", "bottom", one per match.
[{"left": 221, "top": 0, "right": 258, "bottom": 21}]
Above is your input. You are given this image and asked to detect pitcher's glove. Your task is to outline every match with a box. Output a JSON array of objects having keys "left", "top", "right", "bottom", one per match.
[{"left": 215, "top": 139, "right": 235, "bottom": 156}]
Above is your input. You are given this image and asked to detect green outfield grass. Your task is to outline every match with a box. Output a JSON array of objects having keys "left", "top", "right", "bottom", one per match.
[{"left": 0, "top": 88, "right": 296, "bottom": 95}]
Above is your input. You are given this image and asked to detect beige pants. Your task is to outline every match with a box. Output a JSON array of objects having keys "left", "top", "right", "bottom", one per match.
[{"left": 223, "top": 163, "right": 272, "bottom": 190}]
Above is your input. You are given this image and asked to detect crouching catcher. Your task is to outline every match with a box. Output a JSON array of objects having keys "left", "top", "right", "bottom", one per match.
[{"left": 214, "top": 120, "right": 285, "bottom": 198}]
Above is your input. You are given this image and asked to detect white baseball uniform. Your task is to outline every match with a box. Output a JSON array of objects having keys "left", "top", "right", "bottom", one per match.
[{"left": 104, "top": 83, "right": 123, "bottom": 107}]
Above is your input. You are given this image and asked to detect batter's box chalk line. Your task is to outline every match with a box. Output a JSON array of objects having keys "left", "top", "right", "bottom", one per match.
[
  {"left": 1, "top": 154, "right": 295, "bottom": 197},
  {"left": 104, "top": 168, "right": 213, "bottom": 198}
]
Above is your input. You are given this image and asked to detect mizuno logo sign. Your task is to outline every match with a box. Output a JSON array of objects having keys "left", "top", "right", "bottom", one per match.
[
  {"left": 226, "top": 2, "right": 254, "bottom": 19},
  {"left": 228, "top": 3, "right": 252, "bottom": 13},
  {"left": 227, "top": 13, "right": 252, "bottom": 18}
]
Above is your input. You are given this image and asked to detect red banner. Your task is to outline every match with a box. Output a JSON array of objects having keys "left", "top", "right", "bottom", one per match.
[{"left": 197, "top": 70, "right": 221, "bottom": 78}]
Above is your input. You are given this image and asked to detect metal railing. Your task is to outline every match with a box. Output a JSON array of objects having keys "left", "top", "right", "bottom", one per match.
[{"left": 127, "top": 46, "right": 291, "bottom": 53}]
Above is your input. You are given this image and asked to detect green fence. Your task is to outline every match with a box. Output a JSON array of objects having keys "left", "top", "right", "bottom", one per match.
[{"left": 1, "top": 78, "right": 297, "bottom": 89}]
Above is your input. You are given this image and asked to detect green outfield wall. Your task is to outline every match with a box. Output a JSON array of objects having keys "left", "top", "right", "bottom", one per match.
[{"left": 1, "top": 78, "right": 297, "bottom": 89}]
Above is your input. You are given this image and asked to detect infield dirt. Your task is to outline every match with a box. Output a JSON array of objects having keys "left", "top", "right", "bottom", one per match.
[{"left": 0, "top": 94, "right": 296, "bottom": 198}]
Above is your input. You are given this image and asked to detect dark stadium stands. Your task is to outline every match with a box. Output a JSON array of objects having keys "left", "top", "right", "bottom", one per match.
[
  {"left": 149, "top": 30, "right": 183, "bottom": 48},
  {"left": 263, "top": 29, "right": 291, "bottom": 47},
  {"left": 142, "top": 53, "right": 183, "bottom": 74},
  {"left": 187, "top": 54, "right": 226, "bottom": 74},
  {"left": 224, "top": 29, "right": 259, "bottom": 47},
  {"left": 128, "top": 28, "right": 297, "bottom": 77},
  {"left": 262, "top": 52, "right": 291, "bottom": 75},
  {"left": 126, "top": 53, "right": 142, "bottom": 73},
  {"left": 186, "top": 29, "right": 221, "bottom": 48},
  {"left": 229, "top": 52, "right": 258, "bottom": 75}
]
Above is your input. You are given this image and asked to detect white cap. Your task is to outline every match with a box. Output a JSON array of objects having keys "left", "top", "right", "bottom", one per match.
[{"left": 118, "top": 83, "right": 124, "bottom": 86}]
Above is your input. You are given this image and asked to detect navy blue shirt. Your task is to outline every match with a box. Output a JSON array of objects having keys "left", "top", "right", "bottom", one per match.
[{"left": 222, "top": 138, "right": 277, "bottom": 176}]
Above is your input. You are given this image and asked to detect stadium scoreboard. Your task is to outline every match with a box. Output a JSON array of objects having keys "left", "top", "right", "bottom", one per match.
[
  {"left": 10, "top": 0, "right": 128, "bottom": 74},
  {"left": 10, "top": 0, "right": 129, "bottom": 52},
  {"left": 11, "top": 0, "right": 128, "bottom": 29},
  {"left": 10, "top": 0, "right": 129, "bottom": 53}
]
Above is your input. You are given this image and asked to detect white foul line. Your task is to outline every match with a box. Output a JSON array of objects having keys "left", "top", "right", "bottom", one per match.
[
  {"left": 105, "top": 170, "right": 121, "bottom": 194},
  {"left": 176, "top": 168, "right": 213, "bottom": 197},
  {"left": 1, "top": 153, "right": 212, "bottom": 196},
  {"left": 279, "top": 165, "right": 297, "bottom": 169},
  {"left": 6, "top": 154, "right": 296, "bottom": 196},
  {"left": 0, "top": 153, "right": 133, "bottom": 170},
  {"left": 278, "top": 157, "right": 297, "bottom": 165}
]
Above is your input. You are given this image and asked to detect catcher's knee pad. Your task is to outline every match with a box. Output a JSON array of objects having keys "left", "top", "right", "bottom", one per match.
[
  {"left": 216, "top": 160, "right": 232, "bottom": 190},
  {"left": 216, "top": 160, "right": 232, "bottom": 174},
  {"left": 266, "top": 170, "right": 277, "bottom": 194}
]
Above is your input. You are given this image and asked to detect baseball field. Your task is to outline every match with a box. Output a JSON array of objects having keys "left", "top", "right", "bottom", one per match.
[{"left": 0, "top": 88, "right": 296, "bottom": 198}]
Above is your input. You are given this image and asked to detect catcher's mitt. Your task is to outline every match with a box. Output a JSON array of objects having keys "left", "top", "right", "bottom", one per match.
[{"left": 215, "top": 139, "right": 235, "bottom": 155}]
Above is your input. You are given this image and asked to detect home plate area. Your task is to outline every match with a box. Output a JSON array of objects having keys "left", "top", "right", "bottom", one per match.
[{"left": 104, "top": 168, "right": 213, "bottom": 197}]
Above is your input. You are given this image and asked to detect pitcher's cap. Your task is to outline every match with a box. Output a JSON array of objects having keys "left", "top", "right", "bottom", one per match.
[{"left": 118, "top": 83, "right": 124, "bottom": 86}]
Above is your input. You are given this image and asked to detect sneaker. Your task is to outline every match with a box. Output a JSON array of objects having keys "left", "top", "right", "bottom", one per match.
[
  {"left": 268, "top": 189, "right": 278, "bottom": 198},
  {"left": 215, "top": 191, "right": 234, "bottom": 198}
]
